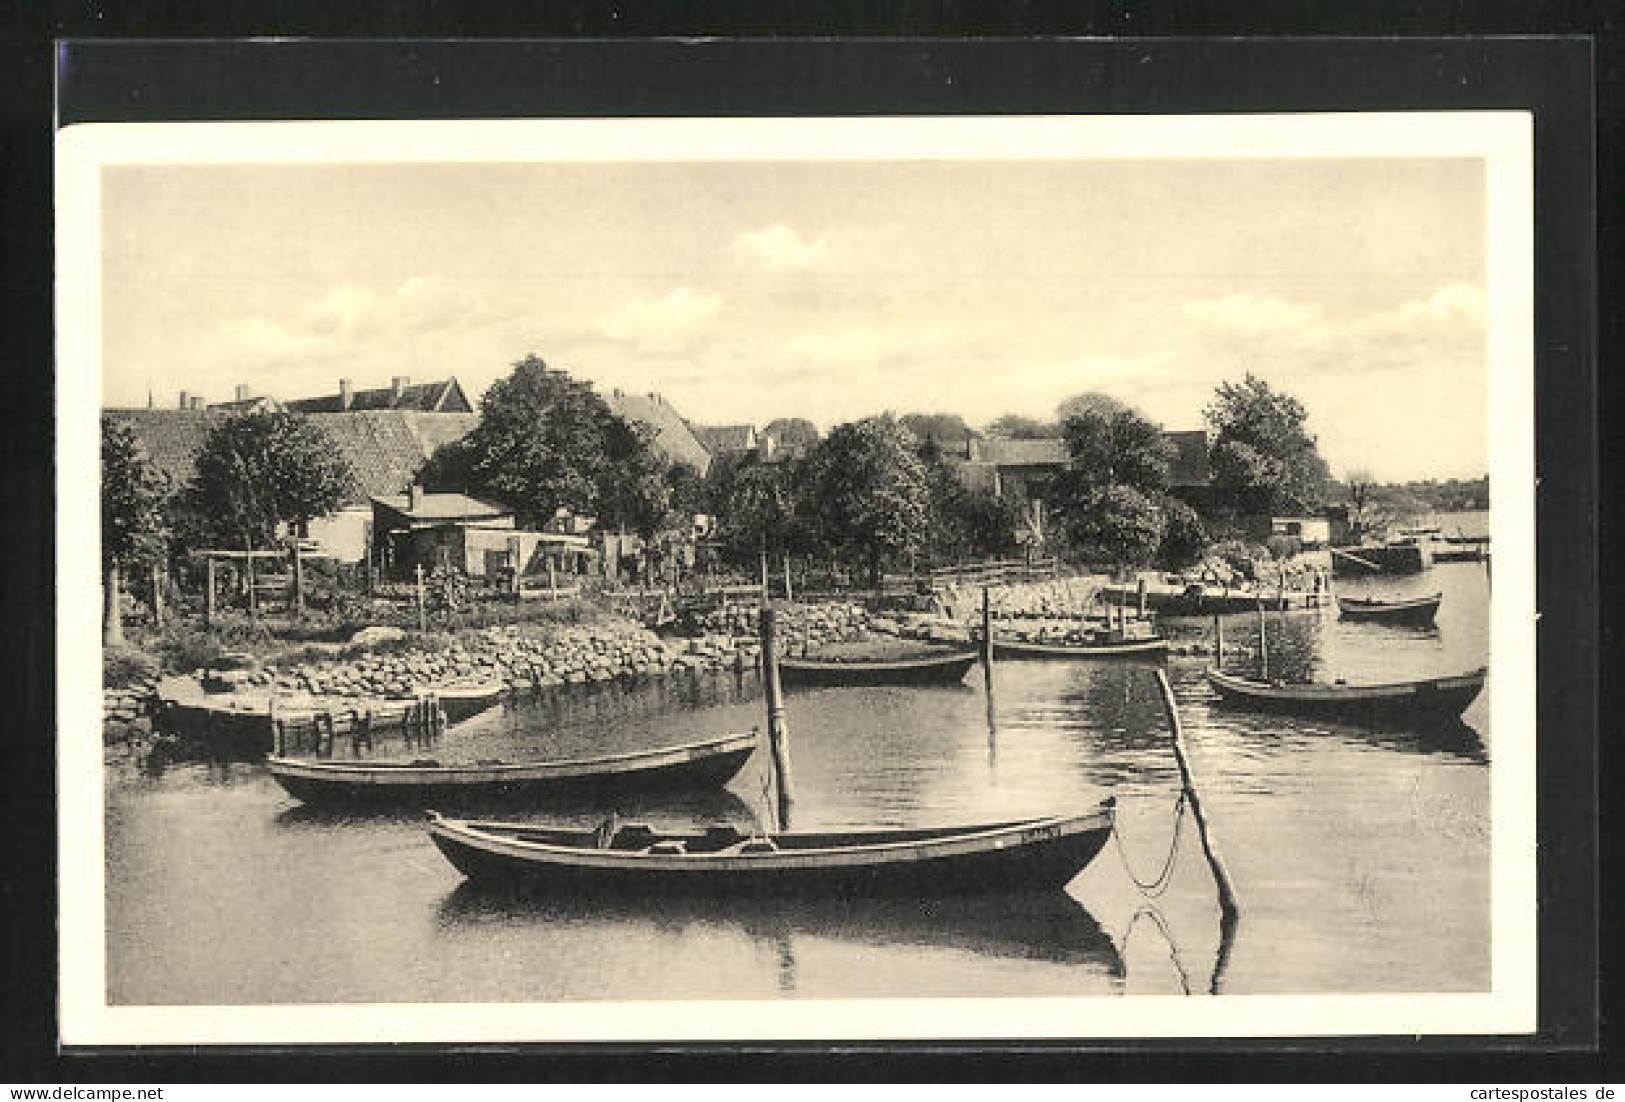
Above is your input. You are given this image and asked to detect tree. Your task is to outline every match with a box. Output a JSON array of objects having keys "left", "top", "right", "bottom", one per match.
[
  {"left": 898, "top": 413, "right": 976, "bottom": 456},
  {"left": 188, "top": 411, "right": 355, "bottom": 544},
  {"left": 1059, "top": 485, "right": 1167, "bottom": 571},
  {"left": 185, "top": 410, "right": 355, "bottom": 615},
  {"left": 440, "top": 356, "right": 665, "bottom": 528},
  {"left": 1158, "top": 497, "right": 1208, "bottom": 569},
  {"left": 712, "top": 454, "right": 800, "bottom": 569},
  {"left": 1055, "top": 402, "right": 1173, "bottom": 498},
  {"left": 101, "top": 420, "right": 171, "bottom": 644},
  {"left": 804, "top": 415, "right": 930, "bottom": 587},
  {"left": 984, "top": 414, "right": 1057, "bottom": 440},
  {"left": 1055, "top": 391, "right": 1132, "bottom": 425},
  {"left": 1205, "top": 373, "right": 1329, "bottom": 515},
  {"left": 1337, "top": 468, "right": 1387, "bottom": 542}
]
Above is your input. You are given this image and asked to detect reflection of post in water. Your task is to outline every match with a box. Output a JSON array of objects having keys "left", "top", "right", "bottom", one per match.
[
  {"left": 982, "top": 585, "right": 997, "bottom": 763},
  {"left": 1123, "top": 904, "right": 1193, "bottom": 996},
  {"left": 1151, "top": 668, "right": 1240, "bottom": 995},
  {"left": 773, "top": 930, "right": 797, "bottom": 993}
]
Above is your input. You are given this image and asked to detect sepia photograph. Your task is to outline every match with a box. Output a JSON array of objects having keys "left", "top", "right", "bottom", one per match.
[{"left": 57, "top": 111, "right": 1536, "bottom": 1044}]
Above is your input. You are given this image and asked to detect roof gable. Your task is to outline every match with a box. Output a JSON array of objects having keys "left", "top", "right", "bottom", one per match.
[{"left": 602, "top": 391, "right": 712, "bottom": 474}]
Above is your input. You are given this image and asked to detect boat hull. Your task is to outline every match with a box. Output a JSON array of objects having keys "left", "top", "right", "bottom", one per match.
[
  {"left": 428, "top": 809, "right": 1114, "bottom": 897},
  {"left": 991, "top": 637, "right": 1169, "bottom": 661},
  {"left": 1206, "top": 669, "right": 1485, "bottom": 726},
  {"left": 778, "top": 651, "right": 978, "bottom": 688},
  {"left": 267, "top": 735, "right": 756, "bottom": 806},
  {"left": 1337, "top": 593, "right": 1442, "bottom": 627}
]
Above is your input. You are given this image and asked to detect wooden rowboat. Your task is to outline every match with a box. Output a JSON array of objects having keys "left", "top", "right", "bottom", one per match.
[
  {"left": 267, "top": 733, "right": 757, "bottom": 805},
  {"left": 1336, "top": 591, "right": 1442, "bottom": 627},
  {"left": 1206, "top": 667, "right": 1486, "bottom": 726},
  {"left": 426, "top": 802, "right": 1116, "bottom": 896},
  {"left": 991, "top": 634, "right": 1169, "bottom": 661},
  {"left": 777, "top": 650, "right": 979, "bottom": 688}
]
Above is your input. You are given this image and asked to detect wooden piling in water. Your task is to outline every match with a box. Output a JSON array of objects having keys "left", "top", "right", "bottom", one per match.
[
  {"left": 758, "top": 605, "right": 795, "bottom": 831},
  {"left": 1213, "top": 614, "right": 1224, "bottom": 667},
  {"left": 1152, "top": 668, "right": 1239, "bottom": 926},
  {"left": 1256, "top": 600, "right": 1269, "bottom": 680}
]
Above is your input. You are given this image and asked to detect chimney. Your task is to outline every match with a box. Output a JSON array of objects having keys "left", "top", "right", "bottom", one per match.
[
  {"left": 339, "top": 378, "right": 353, "bottom": 410},
  {"left": 408, "top": 483, "right": 423, "bottom": 512},
  {"left": 234, "top": 383, "right": 250, "bottom": 402},
  {"left": 391, "top": 375, "right": 409, "bottom": 400},
  {"left": 178, "top": 390, "right": 189, "bottom": 409},
  {"left": 190, "top": 396, "right": 205, "bottom": 411}
]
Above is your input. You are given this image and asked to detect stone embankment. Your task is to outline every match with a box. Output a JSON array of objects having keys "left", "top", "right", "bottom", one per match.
[{"left": 103, "top": 677, "right": 160, "bottom": 745}]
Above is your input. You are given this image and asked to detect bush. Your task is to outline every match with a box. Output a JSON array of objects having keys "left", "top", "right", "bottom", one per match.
[
  {"left": 103, "top": 644, "right": 158, "bottom": 688},
  {"left": 1157, "top": 498, "right": 1208, "bottom": 569}
]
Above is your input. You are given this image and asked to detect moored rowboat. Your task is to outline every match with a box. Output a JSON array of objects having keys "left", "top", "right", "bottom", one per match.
[
  {"left": 267, "top": 733, "right": 757, "bottom": 805},
  {"left": 426, "top": 802, "right": 1116, "bottom": 896},
  {"left": 777, "top": 650, "right": 979, "bottom": 688},
  {"left": 1205, "top": 667, "right": 1486, "bottom": 725},
  {"left": 1336, "top": 592, "right": 1442, "bottom": 627},
  {"left": 991, "top": 634, "right": 1169, "bottom": 660}
]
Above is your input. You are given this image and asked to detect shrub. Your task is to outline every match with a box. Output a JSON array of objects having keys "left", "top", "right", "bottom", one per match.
[{"left": 103, "top": 644, "right": 158, "bottom": 688}]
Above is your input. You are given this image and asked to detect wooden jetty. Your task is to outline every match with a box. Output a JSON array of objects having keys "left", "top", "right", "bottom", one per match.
[
  {"left": 1331, "top": 542, "right": 1431, "bottom": 577},
  {"left": 426, "top": 807, "right": 1116, "bottom": 896},
  {"left": 268, "top": 733, "right": 757, "bottom": 806},
  {"left": 1336, "top": 591, "right": 1443, "bottom": 627},
  {"left": 1205, "top": 667, "right": 1486, "bottom": 726}
]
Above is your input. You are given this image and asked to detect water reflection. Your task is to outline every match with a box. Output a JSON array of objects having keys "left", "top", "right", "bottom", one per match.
[{"left": 437, "top": 879, "right": 1125, "bottom": 980}]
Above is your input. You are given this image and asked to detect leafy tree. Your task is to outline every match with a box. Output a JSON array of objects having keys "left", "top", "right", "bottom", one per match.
[
  {"left": 898, "top": 413, "right": 976, "bottom": 456},
  {"left": 101, "top": 420, "right": 171, "bottom": 644},
  {"left": 185, "top": 410, "right": 355, "bottom": 616},
  {"left": 663, "top": 462, "right": 708, "bottom": 518},
  {"left": 1205, "top": 373, "right": 1329, "bottom": 514},
  {"left": 712, "top": 454, "right": 801, "bottom": 568},
  {"left": 985, "top": 414, "right": 1057, "bottom": 440},
  {"left": 804, "top": 415, "right": 930, "bottom": 586},
  {"left": 1055, "top": 391, "right": 1132, "bottom": 425},
  {"left": 1055, "top": 402, "right": 1173, "bottom": 498},
  {"left": 1158, "top": 497, "right": 1208, "bottom": 569},
  {"left": 187, "top": 411, "right": 355, "bottom": 548},
  {"left": 1059, "top": 485, "right": 1167, "bottom": 572},
  {"left": 437, "top": 356, "right": 673, "bottom": 538}
]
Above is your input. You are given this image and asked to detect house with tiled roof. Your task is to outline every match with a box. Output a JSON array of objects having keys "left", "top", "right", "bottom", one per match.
[
  {"left": 103, "top": 405, "right": 481, "bottom": 563},
  {"left": 691, "top": 423, "right": 758, "bottom": 458},
  {"left": 285, "top": 375, "right": 473, "bottom": 414},
  {"left": 602, "top": 388, "right": 712, "bottom": 475}
]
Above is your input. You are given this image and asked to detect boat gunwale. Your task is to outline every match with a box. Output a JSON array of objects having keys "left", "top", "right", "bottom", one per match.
[
  {"left": 429, "top": 807, "right": 1114, "bottom": 870},
  {"left": 1205, "top": 667, "right": 1486, "bottom": 701},
  {"left": 991, "top": 635, "right": 1169, "bottom": 656},
  {"left": 1336, "top": 592, "right": 1443, "bottom": 612},
  {"left": 777, "top": 650, "right": 979, "bottom": 673},
  {"left": 267, "top": 732, "right": 757, "bottom": 779}
]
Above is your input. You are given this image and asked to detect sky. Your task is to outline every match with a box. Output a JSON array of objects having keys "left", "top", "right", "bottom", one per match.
[{"left": 101, "top": 157, "right": 1489, "bottom": 482}]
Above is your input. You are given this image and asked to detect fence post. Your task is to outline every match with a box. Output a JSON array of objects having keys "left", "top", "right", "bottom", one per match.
[
  {"left": 415, "top": 563, "right": 427, "bottom": 633},
  {"left": 508, "top": 536, "right": 523, "bottom": 598},
  {"left": 291, "top": 540, "right": 305, "bottom": 615},
  {"left": 205, "top": 556, "right": 216, "bottom": 626},
  {"left": 150, "top": 562, "right": 165, "bottom": 629}
]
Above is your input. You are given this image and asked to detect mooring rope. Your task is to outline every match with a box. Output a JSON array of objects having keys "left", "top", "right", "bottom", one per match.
[{"left": 1113, "top": 792, "right": 1188, "bottom": 898}]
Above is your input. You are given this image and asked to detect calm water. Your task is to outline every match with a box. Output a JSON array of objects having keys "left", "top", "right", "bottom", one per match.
[{"left": 105, "top": 528, "right": 1492, "bottom": 1005}]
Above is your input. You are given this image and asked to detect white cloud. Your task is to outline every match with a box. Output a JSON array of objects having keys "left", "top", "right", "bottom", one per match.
[
  {"left": 733, "top": 224, "right": 834, "bottom": 273},
  {"left": 595, "top": 287, "right": 724, "bottom": 354},
  {"left": 1182, "top": 292, "right": 1325, "bottom": 337}
]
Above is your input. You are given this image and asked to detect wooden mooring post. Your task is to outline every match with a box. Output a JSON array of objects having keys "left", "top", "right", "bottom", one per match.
[
  {"left": 1151, "top": 667, "right": 1240, "bottom": 929},
  {"left": 1256, "top": 600, "right": 1269, "bottom": 680},
  {"left": 758, "top": 605, "right": 795, "bottom": 831}
]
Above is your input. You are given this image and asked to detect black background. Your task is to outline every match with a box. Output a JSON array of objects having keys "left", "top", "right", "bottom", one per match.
[{"left": 1, "top": 7, "right": 1611, "bottom": 1085}]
